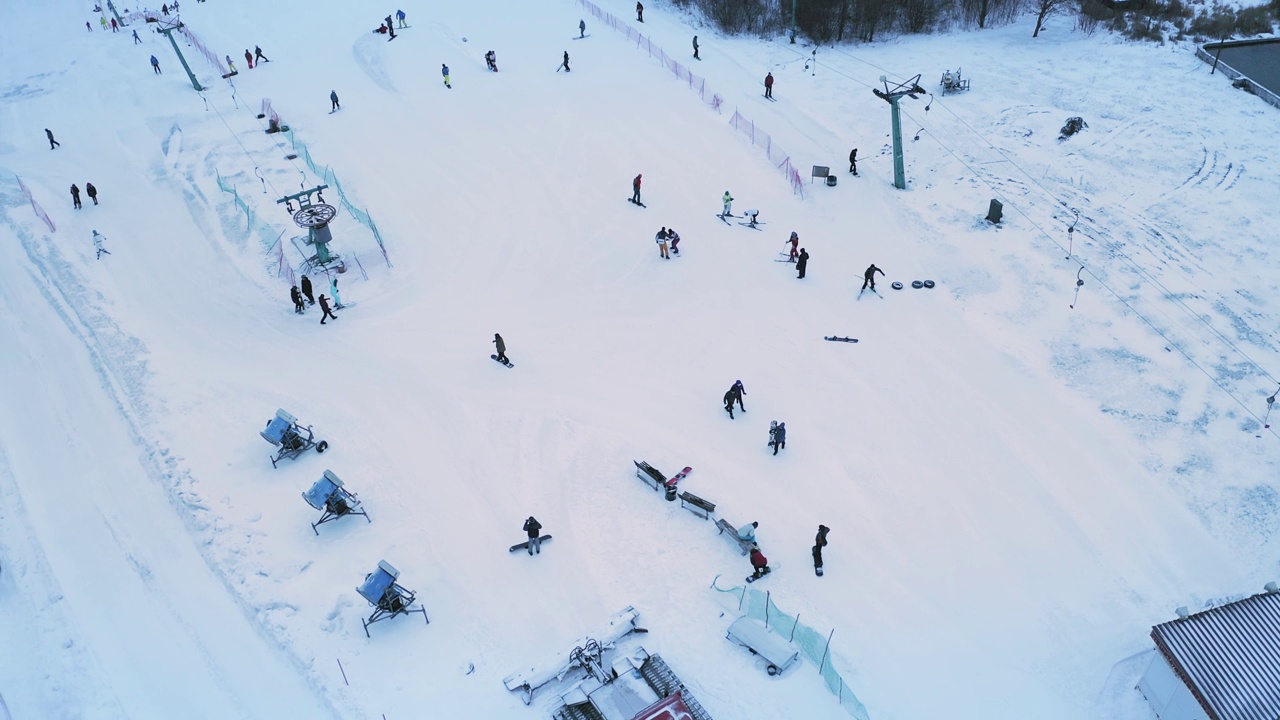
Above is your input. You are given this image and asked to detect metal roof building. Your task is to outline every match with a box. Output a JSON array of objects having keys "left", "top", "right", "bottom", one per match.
[{"left": 1138, "top": 589, "right": 1280, "bottom": 720}]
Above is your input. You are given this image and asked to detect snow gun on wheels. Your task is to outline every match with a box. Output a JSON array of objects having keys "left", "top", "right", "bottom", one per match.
[
  {"left": 260, "top": 408, "right": 328, "bottom": 468},
  {"left": 356, "top": 560, "right": 428, "bottom": 637},
  {"left": 302, "top": 470, "right": 369, "bottom": 535}
]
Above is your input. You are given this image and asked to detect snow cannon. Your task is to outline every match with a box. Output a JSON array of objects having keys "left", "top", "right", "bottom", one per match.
[{"left": 260, "top": 408, "right": 328, "bottom": 468}]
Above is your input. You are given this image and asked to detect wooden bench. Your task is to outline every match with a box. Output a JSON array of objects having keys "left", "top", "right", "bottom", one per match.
[
  {"left": 716, "top": 518, "right": 755, "bottom": 556},
  {"left": 633, "top": 460, "right": 666, "bottom": 492},
  {"left": 678, "top": 491, "right": 716, "bottom": 519}
]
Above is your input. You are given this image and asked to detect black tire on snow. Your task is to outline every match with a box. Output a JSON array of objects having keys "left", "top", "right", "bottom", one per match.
[{"left": 316, "top": 440, "right": 329, "bottom": 453}]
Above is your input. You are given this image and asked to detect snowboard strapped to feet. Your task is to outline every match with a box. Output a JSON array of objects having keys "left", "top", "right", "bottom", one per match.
[
  {"left": 491, "top": 355, "right": 514, "bottom": 368},
  {"left": 510, "top": 535, "right": 553, "bottom": 552}
]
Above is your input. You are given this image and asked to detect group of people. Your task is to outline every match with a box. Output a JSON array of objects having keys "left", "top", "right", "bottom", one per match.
[
  {"left": 69, "top": 182, "right": 100, "bottom": 209},
  {"left": 654, "top": 227, "right": 681, "bottom": 259},
  {"left": 723, "top": 380, "right": 746, "bottom": 419},
  {"left": 739, "top": 521, "right": 832, "bottom": 578},
  {"left": 289, "top": 274, "right": 342, "bottom": 324},
  {"left": 375, "top": 10, "right": 407, "bottom": 38}
]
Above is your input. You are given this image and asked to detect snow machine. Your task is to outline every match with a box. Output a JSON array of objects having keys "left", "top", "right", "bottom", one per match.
[
  {"left": 726, "top": 616, "right": 799, "bottom": 676},
  {"left": 302, "top": 470, "right": 370, "bottom": 535},
  {"left": 356, "top": 560, "right": 429, "bottom": 637},
  {"left": 260, "top": 408, "right": 328, "bottom": 468}
]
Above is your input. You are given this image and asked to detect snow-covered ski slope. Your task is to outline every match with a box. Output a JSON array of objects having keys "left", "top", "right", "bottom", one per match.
[{"left": 1, "top": 0, "right": 1277, "bottom": 717}]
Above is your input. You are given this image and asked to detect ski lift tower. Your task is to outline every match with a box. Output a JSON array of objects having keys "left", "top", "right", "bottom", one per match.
[
  {"left": 151, "top": 17, "right": 204, "bottom": 92},
  {"left": 872, "top": 74, "right": 927, "bottom": 190},
  {"left": 277, "top": 185, "right": 344, "bottom": 274}
]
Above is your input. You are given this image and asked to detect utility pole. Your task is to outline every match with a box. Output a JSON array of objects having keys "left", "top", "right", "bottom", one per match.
[
  {"left": 153, "top": 18, "right": 204, "bottom": 92},
  {"left": 790, "top": 0, "right": 798, "bottom": 43},
  {"left": 872, "top": 75, "right": 926, "bottom": 190}
]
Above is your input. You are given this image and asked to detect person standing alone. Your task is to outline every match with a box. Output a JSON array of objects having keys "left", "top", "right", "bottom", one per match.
[
  {"left": 861, "top": 263, "right": 883, "bottom": 291},
  {"left": 692, "top": 35, "right": 700, "bottom": 60},
  {"left": 631, "top": 174, "right": 642, "bottom": 205},
  {"left": 812, "top": 525, "right": 829, "bottom": 576},
  {"left": 330, "top": 90, "right": 340, "bottom": 111},
  {"left": 151, "top": 55, "right": 161, "bottom": 74},
  {"left": 636, "top": 1, "right": 644, "bottom": 22},
  {"left": 523, "top": 516, "right": 543, "bottom": 555},
  {"left": 493, "top": 333, "right": 508, "bottom": 364},
  {"left": 46, "top": 128, "right": 60, "bottom": 149},
  {"left": 764, "top": 72, "right": 774, "bottom": 99},
  {"left": 849, "top": 147, "right": 858, "bottom": 175},
  {"left": 561, "top": 51, "right": 570, "bottom": 73}
]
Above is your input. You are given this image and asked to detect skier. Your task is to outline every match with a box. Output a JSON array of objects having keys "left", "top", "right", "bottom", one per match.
[
  {"left": 87, "top": 20, "right": 92, "bottom": 31},
  {"left": 692, "top": 35, "right": 700, "bottom": 60},
  {"left": 493, "top": 333, "right": 508, "bottom": 364},
  {"left": 667, "top": 228, "right": 681, "bottom": 255},
  {"left": 738, "top": 521, "right": 758, "bottom": 542},
  {"left": 110, "top": 17, "right": 118, "bottom": 32},
  {"left": 861, "top": 263, "right": 883, "bottom": 291},
  {"left": 150, "top": 55, "right": 161, "bottom": 74},
  {"left": 785, "top": 231, "right": 799, "bottom": 261},
  {"left": 329, "top": 276, "right": 343, "bottom": 308},
  {"left": 579, "top": 19, "right": 586, "bottom": 38},
  {"left": 771, "top": 422, "right": 786, "bottom": 455},
  {"left": 85, "top": 182, "right": 98, "bottom": 205},
  {"left": 396, "top": 9, "right": 406, "bottom": 28},
  {"left": 561, "top": 51, "right": 570, "bottom": 73},
  {"left": 813, "top": 524, "right": 829, "bottom": 576},
  {"left": 300, "top": 274, "right": 315, "bottom": 305},
  {"left": 92, "top": 230, "right": 110, "bottom": 259},
  {"left": 764, "top": 72, "right": 774, "bottom": 99},
  {"left": 723, "top": 389, "right": 737, "bottom": 419},
  {"left": 70, "top": 184, "right": 82, "bottom": 209},
  {"left": 749, "top": 546, "right": 770, "bottom": 579},
  {"left": 318, "top": 294, "right": 338, "bottom": 324},
  {"left": 100, "top": 16, "right": 108, "bottom": 29},
  {"left": 386, "top": 15, "right": 396, "bottom": 40},
  {"left": 721, "top": 190, "right": 733, "bottom": 218},
  {"left": 226, "top": 55, "right": 237, "bottom": 73},
  {"left": 330, "top": 90, "right": 340, "bottom": 111},
  {"left": 728, "top": 380, "right": 746, "bottom": 412},
  {"left": 46, "top": 128, "right": 60, "bottom": 149},
  {"left": 848, "top": 147, "right": 858, "bottom": 175},
  {"left": 631, "top": 174, "right": 642, "bottom": 205},
  {"left": 133, "top": 29, "right": 141, "bottom": 44},
  {"left": 290, "top": 285, "right": 305, "bottom": 314},
  {"left": 796, "top": 248, "right": 809, "bottom": 279},
  {"left": 636, "top": 1, "right": 644, "bottom": 22},
  {"left": 441, "top": 64, "right": 451, "bottom": 88},
  {"left": 655, "top": 227, "right": 670, "bottom": 260},
  {"left": 254, "top": 46, "right": 269, "bottom": 63},
  {"left": 523, "top": 516, "right": 543, "bottom": 555},
  {"left": 485, "top": 50, "right": 497, "bottom": 72},
  {"left": 161, "top": 3, "right": 169, "bottom": 15},
  {"left": 245, "top": 49, "right": 254, "bottom": 69}
]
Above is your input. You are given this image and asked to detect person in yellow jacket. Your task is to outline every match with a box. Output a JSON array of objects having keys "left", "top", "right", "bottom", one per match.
[{"left": 721, "top": 191, "right": 734, "bottom": 218}]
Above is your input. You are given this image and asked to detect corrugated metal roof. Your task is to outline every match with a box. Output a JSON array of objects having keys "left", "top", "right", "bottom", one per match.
[{"left": 1151, "top": 591, "right": 1280, "bottom": 720}]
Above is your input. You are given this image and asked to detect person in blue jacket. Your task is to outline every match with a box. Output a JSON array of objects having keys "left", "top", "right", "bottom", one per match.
[
  {"left": 150, "top": 55, "right": 161, "bottom": 74},
  {"left": 396, "top": 9, "right": 406, "bottom": 27},
  {"left": 441, "top": 64, "right": 451, "bottom": 88}
]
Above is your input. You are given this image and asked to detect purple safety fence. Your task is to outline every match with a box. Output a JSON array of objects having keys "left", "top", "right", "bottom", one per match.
[
  {"left": 16, "top": 175, "right": 56, "bottom": 233},
  {"left": 576, "top": 0, "right": 803, "bottom": 197}
]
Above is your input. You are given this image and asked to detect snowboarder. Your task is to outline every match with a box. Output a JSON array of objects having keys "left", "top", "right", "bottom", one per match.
[
  {"left": 861, "top": 263, "right": 883, "bottom": 291},
  {"left": 92, "top": 230, "right": 110, "bottom": 259},
  {"left": 692, "top": 35, "right": 700, "bottom": 60},
  {"left": 848, "top": 147, "right": 858, "bottom": 175},
  {"left": 330, "top": 90, "right": 339, "bottom": 111},
  {"left": 493, "top": 333, "right": 508, "bottom": 364},
  {"left": 728, "top": 380, "right": 746, "bottom": 412},
  {"left": 70, "top": 184, "right": 82, "bottom": 209},
  {"left": 161, "top": 3, "right": 169, "bottom": 15},
  {"left": 771, "top": 422, "right": 786, "bottom": 455},
  {"left": 631, "top": 174, "right": 642, "bottom": 205},
  {"left": 87, "top": 20, "right": 92, "bottom": 32},
  {"left": 636, "top": 1, "right": 644, "bottom": 22},
  {"left": 441, "top": 64, "right": 451, "bottom": 88},
  {"left": 318, "top": 294, "right": 338, "bottom": 324},
  {"left": 300, "top": 274, "right": 315, "bottom": 305},
  {"left": 133, "top": 29, "right": 141, "bottom": 44},
  {"left": 796, "top": 248, "right": 809, "bottom": 279},
  {"left": 396, "top": 9, "right": 407, "bottom": 28},
  {"left": 226, "top": 55, "right": 237, "bottom": 73},
  {"left": 110, "top": 17, "right": 118, "bottom": 32},
  {"left": 561, "top": 51, "right": 570, "bottom": 73},
  {"left": 655, "top": 227, "right": 670, "bottom": 259},
  {"left": 329, "top": 276, "right": 343, "bottom": 308},
  {"left": 750, "top": 547, "right": 770, "bottom": 579},
  {"left": 721, "top": 191, "right": 733, "bottom": 218},
  {"left": 254, "top": 46, "right": 269, "bottom": 63},
  {"left": 386, "top": 15, "right": 396, "bottom": 39},
  {"left": 785, "top": 231, "right": 799, "bottom": 261},
  {"left": 46, "top": 128, "right": 59, "bottom": 149},
  {"left": 579, "top": 19, "right": 586, "bottom": 38},
  {"left": 764, "top": 72, "right": 774, "bottom": 99},
  {"left": 485, "top": 50, "right": 497, "bottom": 72},
  {"left": 523, "top": 516, "right": 543, "bottom": 555},
  {"left": 738, "top": 521, "right": 758, "bottom": 543},
  {"left": 85, "top": 182, "right": 98, "bottom": 205},
  {"left": 150, "top": 55, "right": 161, "bottom": 74},
  {"left": 813, "top": 524, "right": 829, "bottom": 575},
  {"left": 245, "top": 49, "right": 254, "bottom": 69},
  {"left": 290, "top": 285, "right": 305, "bottom": 314},
  {"left": 723, "top": 389, "right": 737, "bottom": 419},
  {"left": 667, "top": 228, "right": 681, "bottom": 255}
]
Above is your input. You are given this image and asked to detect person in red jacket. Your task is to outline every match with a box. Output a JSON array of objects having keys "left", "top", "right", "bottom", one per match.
[
  {"left": 750, "top": 547, "right": 769, "bottom": 578},
  {"left": 245, "top": 49, "right": 254, "bottom": 69},
  {"left": 764, "top": 72, "right": 774, "bottom": 99},
  {"left": 631, "top": 174, "right": 642, "bottom": 205}
]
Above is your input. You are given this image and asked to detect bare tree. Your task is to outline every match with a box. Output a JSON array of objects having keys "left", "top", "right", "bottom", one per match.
[{"left": 1030, "top": 0, "right": 1073, "bottom": 36}]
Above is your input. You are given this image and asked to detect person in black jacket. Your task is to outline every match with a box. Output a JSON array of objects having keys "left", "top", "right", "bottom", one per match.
[
  {"left": 300, "top": 274, "right": 315, "bottom": 305},
  {"left": 46, "top": 128, "right": 60, "bottom": 149},
  {"left": 636, "top": 1, "right": 644, "bottom": 22},
  {"left": 86, "top": 182, "right": 98, "bottom": 205},
  {"left": 290, "top": 285, "right": 305, "bottom": 314},
  {"left": 862, "top": 263, "right": 883, "bottom": 291},
  {"left": 70, "top": 184, "right": 82, "bottom": 209},
  {"left": 523, "top": 516, "right": 543, "bottom": 555},
  {"left": 723, "top": 389, "right": 737, "bottom": 419},
  {"left": 561, "top": 51, "right": 570, "bottom": 72},
  {"left": 728, "top": 380, "right": 746, "bottom": 412},
  {"left": 772, "top": 422, "right": 786, "bottom": 455},
  {"left": 494, "top": 333, "right": 508, "bottom": 364},
  {"left": 848, "top": 148, "right": 858, "bottom": 175},
  {"left": 796, "top": 248, "right": 809, "bottom": 279},
  {"left": 319, "top": 295, "right": 338, "bottom": 324},
  {"left": 813, "top": 524, "right": 829, "bottom": 575}
]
